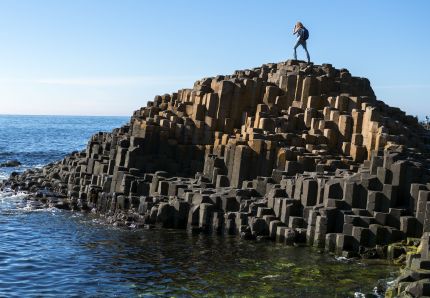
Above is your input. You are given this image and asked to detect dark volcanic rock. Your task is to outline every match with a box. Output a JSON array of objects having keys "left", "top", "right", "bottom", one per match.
[
  {"left": 3, "top": 60, "right": 430, "bottom": 293},
  {"left": 0, "top": 160, "right": 21, "bottom": 167}
]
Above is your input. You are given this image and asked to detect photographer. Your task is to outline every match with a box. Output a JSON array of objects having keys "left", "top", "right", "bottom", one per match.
[{"left": 293, "top": 21, "right": 311, "bottom": 63}]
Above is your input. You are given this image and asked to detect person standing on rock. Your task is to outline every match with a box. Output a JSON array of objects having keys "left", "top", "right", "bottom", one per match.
[{"left": 293, "top": 21, "right": 310, "bottom": 63}]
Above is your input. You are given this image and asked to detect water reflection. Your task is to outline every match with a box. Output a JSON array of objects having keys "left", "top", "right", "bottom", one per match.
[{"left": 0, "top": 193, "right": 397, "bottom": 297}]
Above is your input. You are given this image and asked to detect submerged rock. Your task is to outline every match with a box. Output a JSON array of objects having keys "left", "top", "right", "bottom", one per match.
[
  {"left": 2, "top": 59, "right": 430, "bottom": 296},
  {"left": 0, "top": 160, "right": 21, "bottom": 167}
]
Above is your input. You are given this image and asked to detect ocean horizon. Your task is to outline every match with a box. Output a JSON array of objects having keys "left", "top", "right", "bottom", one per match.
[
  {"left": 0, "top": 114, "right": 129, "bottom": 180},
  {"left": 0, "top": 114, "right": 397, "bottom": 297},
  {"left": 0, "top": 113, "right": 130, "bottom": 117}
]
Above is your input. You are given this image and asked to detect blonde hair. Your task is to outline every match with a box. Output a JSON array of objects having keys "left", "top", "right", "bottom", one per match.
[{"left": 296, "top": 22, "right": 304, "bottom": 28}]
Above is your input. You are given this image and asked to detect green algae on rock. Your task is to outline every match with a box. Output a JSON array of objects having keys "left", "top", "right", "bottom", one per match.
[{"left": 2, "top": 60, "right": 430, "bottom": 296}]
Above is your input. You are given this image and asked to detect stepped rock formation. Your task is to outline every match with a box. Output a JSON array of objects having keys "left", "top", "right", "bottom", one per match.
[{"left": 3, "top": 60, "right": 430, "bottom": 294}]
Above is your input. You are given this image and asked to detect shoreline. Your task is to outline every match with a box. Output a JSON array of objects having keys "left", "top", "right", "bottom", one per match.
[
  {"left": 2, "top": 60, "right": 430, "bottom": 297},
  {"left": 0, "top": 187, "right": 399, "bottom": 296},
  {"left": 0, "top": 148, "right": 424, "bottom": 297}
]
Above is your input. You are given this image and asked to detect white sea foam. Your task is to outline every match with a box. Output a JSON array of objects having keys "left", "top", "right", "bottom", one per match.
[
  {"left": 0, "top": 190, "right": 28, "bottom": 200},
  {"left": 21, "top": 206, "right": 60, "bottom": 213},
  {"left": 0, "top": 191, "right": 30, "bottom": 212}
]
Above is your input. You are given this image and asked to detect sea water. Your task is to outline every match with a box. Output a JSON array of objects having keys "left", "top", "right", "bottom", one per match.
[{"left": 0, "top": 115, "right": 397, "bottom": 297}]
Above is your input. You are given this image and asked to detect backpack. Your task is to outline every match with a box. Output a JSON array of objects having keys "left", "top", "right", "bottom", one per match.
[{"left": 300, "top": 28, "right": 309, "bottom": 41}]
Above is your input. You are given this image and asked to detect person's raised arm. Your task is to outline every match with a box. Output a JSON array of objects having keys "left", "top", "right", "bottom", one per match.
[{"left": 293, "top": 25, "right": 297, "bottom": 34}]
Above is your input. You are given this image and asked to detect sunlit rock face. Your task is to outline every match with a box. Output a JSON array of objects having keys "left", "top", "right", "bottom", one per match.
[{"left": 3, "top": 60, "right": 430, "bottom": 261}]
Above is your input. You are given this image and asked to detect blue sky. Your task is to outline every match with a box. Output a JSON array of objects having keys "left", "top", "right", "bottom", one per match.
[{"left": 0, "top": 0, "right": 429, "bottom": 118}]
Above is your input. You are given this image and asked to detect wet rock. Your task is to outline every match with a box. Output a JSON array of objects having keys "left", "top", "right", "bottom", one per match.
[
  {"left": 156, "top": 203, "right": 176, "bottom": 228},
  {"left": 404, "top": 279, "right": 430, "bottom": 297},
  {"left": 3, "top": 59, "right": 430, "bottom": 294},
  {"left": 250, "top": 217, "right": 269, "bottom": 236},
  {"left": 0, "top": 160, "right": 21, "bottom": 167}
]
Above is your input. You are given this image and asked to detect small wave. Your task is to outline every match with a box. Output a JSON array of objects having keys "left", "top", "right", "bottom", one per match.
[
  {"left": 0, "top": 191, "right": 30, "bottom": 212},
  {"left": 0, "top": 195, "right": 62, "bottom": 213},
  {"left": 20, "top": 206, "right": 60, "bottom": 213},
  {"left": 0, "top": 152, "right": 15, "bottom": 158},
  {"left": 0, "top": 191, "right": 29, "bottom": 200}
]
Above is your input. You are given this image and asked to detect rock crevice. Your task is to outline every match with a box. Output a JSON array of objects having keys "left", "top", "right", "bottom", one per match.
[{"left": 2, "top": 60, "right": 430, "bottom": 264}]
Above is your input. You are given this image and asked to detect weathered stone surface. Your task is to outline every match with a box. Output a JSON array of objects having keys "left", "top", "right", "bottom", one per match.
[{"left": 2, "top": 60, "right": 430, "bottom": 290}]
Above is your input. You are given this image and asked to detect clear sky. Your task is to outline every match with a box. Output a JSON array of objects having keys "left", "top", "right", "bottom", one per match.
[{"left": 0, "top": 0, "right": 429, "bottom": 118}]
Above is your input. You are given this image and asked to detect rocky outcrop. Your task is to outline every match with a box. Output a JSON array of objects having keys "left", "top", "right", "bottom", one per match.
[
  {"left": 2, "top": 60, "right": 430, "bottom": 262},
  {"left": 386, "top": 233, "right": 430, "bottom": 297},
  {"left": 0, "top": 160, "right": 21, "bottom": 167}
]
